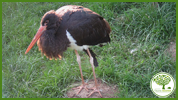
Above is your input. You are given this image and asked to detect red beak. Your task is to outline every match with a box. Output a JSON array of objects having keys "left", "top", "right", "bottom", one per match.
[{"left": 25, "top": 26, "right": 46, "bottom": 54}]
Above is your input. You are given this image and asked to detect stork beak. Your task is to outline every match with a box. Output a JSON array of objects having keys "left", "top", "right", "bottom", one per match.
[{"left": 25, "top": 26, "right": 46, "bottom": 54}]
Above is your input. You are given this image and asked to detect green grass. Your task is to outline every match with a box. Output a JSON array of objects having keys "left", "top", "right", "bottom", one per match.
[{"left": 2, "top": 2, "right": 176, "bottom": 98}]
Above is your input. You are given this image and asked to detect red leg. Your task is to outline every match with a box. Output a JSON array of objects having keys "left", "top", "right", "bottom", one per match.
[
  {"left": 73, "top": 50, "right": 89, "bottom": 94},
  {"left": 86, "top": 49, "right": 102, "bottom": 98}
]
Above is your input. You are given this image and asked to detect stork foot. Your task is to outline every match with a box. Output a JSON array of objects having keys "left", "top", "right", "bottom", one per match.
[
  {"left": 87, "top": 87, "right": 102, "bottom": 98},
  {"left": 73, "top": 82, "right": 89, "bottom": 94}
]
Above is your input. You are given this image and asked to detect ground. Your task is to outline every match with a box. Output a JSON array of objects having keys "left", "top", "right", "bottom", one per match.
[
  {"left": 166, "top": 39, "right": 176, "bottom": 62},
  {"left": 66, "top": 79, "right": 118, "bottom": 98}
]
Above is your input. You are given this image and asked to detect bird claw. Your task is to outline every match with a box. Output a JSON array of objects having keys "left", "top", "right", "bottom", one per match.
[
  {"left": 87, "top": 87, "right": 102, "bottom": 98},
  {"left": 72, "top": 82, "right": 89, "bottom": 94}
]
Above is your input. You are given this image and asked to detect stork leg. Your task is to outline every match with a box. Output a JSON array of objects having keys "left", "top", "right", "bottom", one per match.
[
  {"left": 86, "top": 49, "right": 102, "bottom": 98},
  {"left": 73, "top": 50, "right": 89, "bottom": 94}
]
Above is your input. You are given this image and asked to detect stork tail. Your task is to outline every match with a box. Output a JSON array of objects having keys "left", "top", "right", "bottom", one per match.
[{"left": 83, "top": 48, "right": 98, "bottom": 67}]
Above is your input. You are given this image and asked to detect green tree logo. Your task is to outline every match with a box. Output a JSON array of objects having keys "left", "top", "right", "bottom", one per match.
[
  {"left": 150, "top": 72, "right": 176, "bottom": 98},
  {"left": 153, "top": 75, "right": 171, "bottom": 89}
]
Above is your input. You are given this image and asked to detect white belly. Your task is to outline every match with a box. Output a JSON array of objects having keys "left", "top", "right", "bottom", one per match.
[{"left": 66, "top": 30, "right": 89, "bottom": 51}]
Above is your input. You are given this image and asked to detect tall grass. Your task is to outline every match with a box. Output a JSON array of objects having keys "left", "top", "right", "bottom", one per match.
[{"left": 2, "top": 2, "right": 176, "bottom": 98}]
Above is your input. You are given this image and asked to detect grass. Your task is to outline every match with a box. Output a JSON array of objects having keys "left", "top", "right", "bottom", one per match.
[{"left": 2, "top": 2, "right": 176, "bottom": 98}]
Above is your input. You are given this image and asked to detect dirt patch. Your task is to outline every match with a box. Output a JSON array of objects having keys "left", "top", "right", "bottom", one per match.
[
  {"left": 166, "top": 40, "right": 176, "bottom": 61},
  {"left": 66, "top": 79, "right": 119, "bottom": 98}
]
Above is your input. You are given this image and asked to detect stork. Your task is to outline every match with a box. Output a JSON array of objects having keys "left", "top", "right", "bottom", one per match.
[{"left": 25, "top": 5, "right": 111, "bottom": 97}]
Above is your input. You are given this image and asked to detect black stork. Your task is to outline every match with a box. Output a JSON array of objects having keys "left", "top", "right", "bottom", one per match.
[{"left": 25, "top": 5, "right": 111, "bottom": 97}]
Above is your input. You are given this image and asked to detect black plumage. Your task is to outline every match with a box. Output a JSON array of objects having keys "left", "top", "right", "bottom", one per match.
[{"left": 37, "top": 5, "right": 111, "bottom": 63}]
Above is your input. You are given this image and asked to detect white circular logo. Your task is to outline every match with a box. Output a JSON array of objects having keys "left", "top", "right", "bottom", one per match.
[{"left": 150, "top": 72, "right": 176, "bottom": 98}]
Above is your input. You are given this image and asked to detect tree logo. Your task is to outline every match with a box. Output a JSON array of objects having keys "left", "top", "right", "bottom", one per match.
[{"left": 150, "top": 72, "right": 176, "bottom": 98}]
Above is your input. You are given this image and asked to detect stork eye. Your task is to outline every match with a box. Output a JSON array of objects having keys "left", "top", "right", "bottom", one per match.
[{"left": 44, "top": 20, "right": 49, "bottom": 26}]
